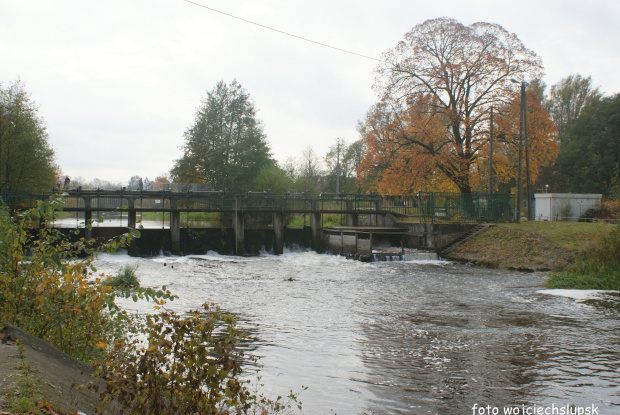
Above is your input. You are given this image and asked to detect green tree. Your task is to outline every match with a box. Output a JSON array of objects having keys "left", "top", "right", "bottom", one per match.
[
  {"left": 251, "top": 164, "right": 293, "bottom": 194},
  {"left": 545, "top": 74, "right": 602, "bottom": 138},
  {"left": 171, "top": 81, "right": 274, "bottom": 194},
  {"left": 556, "top": 93, "right": 620, "bottom": 197},
  {"left": 324, "top": 139, "right": 365, "bottom": 193},
  {"left": 0, "top": 80, "right": 56, "bottom": 194}
]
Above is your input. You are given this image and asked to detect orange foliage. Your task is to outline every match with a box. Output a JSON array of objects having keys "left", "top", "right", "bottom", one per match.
[
  {"left": 357, "top": 91, "right": 558, "bottom": 194},
  {"left": 482, "top": 91, "right": 558, "bottom": 189},
  {"left": 357, "top": 97, "right": 466, "bottom": 194}
]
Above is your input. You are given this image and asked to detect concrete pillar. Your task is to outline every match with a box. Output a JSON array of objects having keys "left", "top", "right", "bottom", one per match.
[
  {"left": 345, "top": 200, "right": 358, "bottom": 227},
  {"left": 309, "top": 210, "right": 321, "bottom": 252},
  {"left": 376, "top": 214, "right": 386, "bottom": 227},
  {"left": 273, "top": 212, "right": 284, "bottom": 255},
  {"left": 234, "top": 198, "right": 245, "bottom": 256},
  {"left": 84, "top": 197, "right": 92, "bottom": 240},
  {"left": 375, "top": 198, "right": 386, "bottom": 226},
  {"left": 170, "top": 211, "right": 181, "bottom": 255},
  {"left": 424, "top": 223, "right": 433, "bottom": 249},
  {"left": 127, "top": 198, "right": 137, "bottom": 230},
  {"left": 170, "top": 197, "right": 181, "bottom": 255}
]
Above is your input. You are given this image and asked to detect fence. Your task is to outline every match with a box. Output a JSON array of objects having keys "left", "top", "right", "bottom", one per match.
[{"left": 416, "top": 192, "right": 515, "bottom": 223}]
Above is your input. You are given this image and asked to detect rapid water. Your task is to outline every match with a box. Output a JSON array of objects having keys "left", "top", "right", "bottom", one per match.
[{"left": 93, "top": 251, "right": 620, "bottom": 414}]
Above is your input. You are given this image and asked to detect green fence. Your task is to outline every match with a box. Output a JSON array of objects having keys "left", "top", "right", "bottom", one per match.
[{"left": 416, "top": 192, "right": 514, "bottom": 223}]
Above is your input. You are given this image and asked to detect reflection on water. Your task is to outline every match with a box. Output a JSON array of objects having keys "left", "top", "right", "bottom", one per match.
[{"left": 93, "top": 251, "right": 620, "bottom": 414}]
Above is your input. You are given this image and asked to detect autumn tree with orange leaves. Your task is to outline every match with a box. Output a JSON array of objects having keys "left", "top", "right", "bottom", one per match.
[
  {"left": 485, "top": 89, "right": 558, "bottom": 191},
  {"left": 359, "top": 17, "right": 554, "bottom": 194}
]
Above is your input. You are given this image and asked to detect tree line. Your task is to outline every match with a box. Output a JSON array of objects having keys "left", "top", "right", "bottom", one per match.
[
  {"left": 355, "top": 18, "right": 618, "bottom": 199},
  {"left": 1, "top": 18, "right": 618, "bottom": 200}
]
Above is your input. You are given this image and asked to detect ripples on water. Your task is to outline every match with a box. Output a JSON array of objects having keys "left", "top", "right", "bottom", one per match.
[{"left": 93, "top": 250, "right": 620, "bottom": 415}]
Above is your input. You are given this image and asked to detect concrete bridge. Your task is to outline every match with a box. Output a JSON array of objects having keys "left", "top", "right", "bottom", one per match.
[
  {"left": 4, "top": 189, "right": 395, "bottom": 256},
  {"left": 3, "top": 189, "right": 514, "bottom": 257}
]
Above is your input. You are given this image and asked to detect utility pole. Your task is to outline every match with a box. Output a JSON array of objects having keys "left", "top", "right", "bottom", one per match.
[
  {"left": 336, "top": 138, "right": 341, "bottom": 194},
  {"left": 512, "top": 79, "right": 525, "bottom": 223},
  {"left": 523, "top": 85, "right": 531, "bottom": 221},
  {"left": 488, "top": 106, "right": 494, "bottom": 195}
]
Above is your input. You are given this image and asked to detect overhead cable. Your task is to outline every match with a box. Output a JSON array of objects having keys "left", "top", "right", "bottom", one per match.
[{"left": 182, "top": 0, "right": 384, "bottom": 63}]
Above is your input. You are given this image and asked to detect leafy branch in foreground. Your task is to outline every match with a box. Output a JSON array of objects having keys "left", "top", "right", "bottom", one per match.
[
  {"left": 96, "top": 304, "right": 305, "bottom": 415},
  {"left": 0, "top": 195, "right": 174, "bottom": 362},
  {"left": 0, "top": 195, "right": 305, "bottom": 413}
]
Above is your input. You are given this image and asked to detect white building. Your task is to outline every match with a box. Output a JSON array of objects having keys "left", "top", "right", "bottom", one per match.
[{"left": 534, "top": 193, "right": 602, "bottom": 221}]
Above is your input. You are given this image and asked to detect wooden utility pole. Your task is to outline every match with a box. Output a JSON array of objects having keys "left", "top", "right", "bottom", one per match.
[
  {"left": 488, "top": 106, "right": 494, "bottom": 195},
  {"left": 523, "top": 86, "right": 531, "bottom": 221}
]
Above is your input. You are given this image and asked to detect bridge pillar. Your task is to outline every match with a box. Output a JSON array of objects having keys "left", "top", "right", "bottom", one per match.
[
  {"left": 345, "top": 200, "right": 358, "bottom": 227},
  {"left": 370, "top": 198, "right": 386, "bottom": 226},
  {"left": 84, "top": 197, "right": 92, "bottom": 241},
  {"left": 309, "top": 209, "right": 321, "bottom": 252},
  {"left": 170, "top": 211, "right": 181, "bottom": 255},
  {"left": 273, "top": 212, "right": 284, "bottom": 255},
  {"left": 234, "top": 199, "right": 245, "bottom": 256},
  {"left": 127, "top": 198, "right": 137, "bottom": 230}
]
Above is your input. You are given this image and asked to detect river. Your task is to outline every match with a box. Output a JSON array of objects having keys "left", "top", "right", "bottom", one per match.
[{"left": 93, "top": 250, "right": 620, "bottom": 415}]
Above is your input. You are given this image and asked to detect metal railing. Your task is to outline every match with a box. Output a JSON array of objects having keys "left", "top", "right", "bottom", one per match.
[
  {"left": 1, "top": 188, "right": 516, "bottom": 223},
  {"left": 417, "top": 192, "right": 515, "bottom": 223}
]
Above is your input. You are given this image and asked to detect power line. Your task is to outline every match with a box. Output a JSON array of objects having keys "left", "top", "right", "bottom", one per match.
[{"left": 182, "top": 0, "right": 384, "bottom": 63}]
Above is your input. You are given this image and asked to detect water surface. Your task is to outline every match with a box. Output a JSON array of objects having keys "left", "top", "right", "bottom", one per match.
[{"left": 93, "top": 251, "right": 620, "bottom": 414}]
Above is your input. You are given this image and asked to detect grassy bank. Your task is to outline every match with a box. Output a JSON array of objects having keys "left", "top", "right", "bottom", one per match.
[
  {"left": 448, "top": 221, "right": 610, "bottom": 270},
  {"left": 545, "top": 225, "right": 620, "bottom": 290}
]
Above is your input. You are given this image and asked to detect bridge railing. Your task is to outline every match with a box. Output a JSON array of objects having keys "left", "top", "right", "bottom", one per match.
[{"left": 1, "top": 190, "right": 515, "bottom": 222}]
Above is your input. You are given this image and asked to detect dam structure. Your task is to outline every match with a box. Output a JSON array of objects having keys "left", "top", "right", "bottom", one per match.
[{"left": 3, "top": 189, "right": 514, "bottom": 257}]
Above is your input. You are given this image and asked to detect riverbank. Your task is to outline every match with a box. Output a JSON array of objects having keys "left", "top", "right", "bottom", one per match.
[
  {"left": 0, "top": 324, "right": 119, "bottom": 415},
  {"left": 445, "top": 221, "right": 613, "bottom": 272}
]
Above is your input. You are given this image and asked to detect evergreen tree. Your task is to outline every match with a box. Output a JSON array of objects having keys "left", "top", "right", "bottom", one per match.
[
  {"left": 0, "top": 80, "right": 57, "bottom": 194},
  {"left": 171, "top": 81, "right": 274, "bottom": 193}
]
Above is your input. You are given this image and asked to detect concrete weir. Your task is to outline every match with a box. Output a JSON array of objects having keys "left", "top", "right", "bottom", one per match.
[{"left": 322, "top": 223, "right": 479, "bottom": 261}]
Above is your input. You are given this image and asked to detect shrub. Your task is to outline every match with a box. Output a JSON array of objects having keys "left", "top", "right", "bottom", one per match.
[
  {"left": 547, "top": 225, "right": 620, "bottom": 290},
  {"left": 580, "top": 200, "right": 620, "bottom": 222},
  {"left": 96, "top": 304, "right": 305, "bottom": 415},
  {"left": 108, "top": 265, "right": 140, "bottom": 290},
  {"left": 0, "top": 196, "right": 305, "bottom": 413},
  {"left": 0, "top": 196, "right": 172, "bottom": 362}
]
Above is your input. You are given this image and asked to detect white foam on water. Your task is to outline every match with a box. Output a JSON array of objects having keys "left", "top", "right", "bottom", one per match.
[{"left": 537, "top": 289, "right": 616, "bottom": 302}]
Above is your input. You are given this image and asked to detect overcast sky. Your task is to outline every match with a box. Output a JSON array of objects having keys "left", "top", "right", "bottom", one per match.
[{"left": 1, "top": 0, "right": 618, "bottom": 184}]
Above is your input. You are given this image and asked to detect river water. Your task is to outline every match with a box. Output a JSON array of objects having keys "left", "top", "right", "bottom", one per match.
[{"left": 93, "top": 250, "right": 620, "bottom": 415}]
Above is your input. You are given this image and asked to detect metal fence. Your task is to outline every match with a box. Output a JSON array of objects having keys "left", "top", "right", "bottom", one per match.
[{"left": 416, "top": 192, "right": 515, "bottom": 223}]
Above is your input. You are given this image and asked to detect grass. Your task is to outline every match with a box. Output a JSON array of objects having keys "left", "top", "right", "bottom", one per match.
[
  {"left": 107, "top": 265, "right": 140, "bottom": 290},
  {"left": 546, "top": 225, "right": 620, "bottom": 290},
  {"left": 504, "top": 221, "right": 610, "bottom": 251},
  {"left": 449, "top": 221, "right": 616, "bottom": 272},
  {"left": 448, "top": 220, "right": 620, "bottom": 290},
  {"left": 546, "top": 267, "right": 620, "bottom": 290}
]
